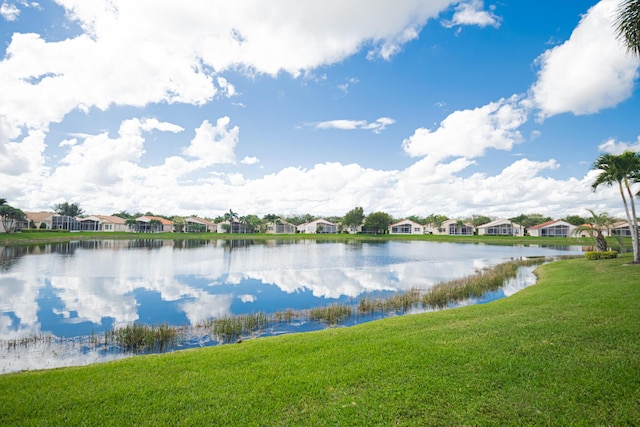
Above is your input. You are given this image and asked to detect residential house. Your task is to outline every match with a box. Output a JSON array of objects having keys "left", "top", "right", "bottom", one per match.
[
  {"left": 184, "top": 217, "right": 216, "bottom": 233},
  {"left": 25, "top": 211, "right": 82, "bottom": 231},
  {"left": 341, "top": 223, "right": 363, "bottom": 234},
  {"left": 297, "top": 219, "right": 337, "bottom": 234},
  {"left": 265, "top": 219, "right": 296, "bottom": 234},
  {"left": 476, "top": 219, "right": 525, "bottom": 236},
  {"left": 78, "top": 215, "right": 128, "bottom": 232},
  {"left": 216, "top": 220, "right": 250, "bottom": 233},
  {"left": 51, "top": 215, "right": 82, "bottom": 231},
  {"left": 527, "top": 220, "right": 576, "bottom": 237},
  {"left": 24, "top": 212, "right": 55, "bottom": 229},
  {"left": 609, "top": 220, "right": 640, "bottom": 237},
  {"left": 132, "top": 215, "right": 174, "bottom": 233},
  {"left": 388, "top": 219, "right": 425, "bottom": 235},
  {"left": 426, "top": 219, "right": 475, "bottom": 236}
]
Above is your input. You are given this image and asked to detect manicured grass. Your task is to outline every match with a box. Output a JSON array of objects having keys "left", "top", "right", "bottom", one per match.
[{"left": 1, "top": 255, "right": 639, "bottom": 425}]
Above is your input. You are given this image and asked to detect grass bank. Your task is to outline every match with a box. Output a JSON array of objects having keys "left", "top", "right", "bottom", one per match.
[{"left": 1, "top": 255, "right": 639, "bottom": 425}]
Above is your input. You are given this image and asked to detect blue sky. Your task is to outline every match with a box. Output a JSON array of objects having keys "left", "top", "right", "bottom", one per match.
[{"left": 1, "top": 0, "right": 639, "bottom": 220}]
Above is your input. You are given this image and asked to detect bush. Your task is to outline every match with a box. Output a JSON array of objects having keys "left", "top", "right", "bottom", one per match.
[
  {"left": 585, "top": 251, "right": 618, "bottom": 260},
  {"left": 22, "top": 229, "right": 71, "bottom": 233}
]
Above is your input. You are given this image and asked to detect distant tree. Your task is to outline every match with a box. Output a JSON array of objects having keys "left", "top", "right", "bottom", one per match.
[
  {"left": 509, "top": 213, "right": 552, "bottom": 229},
  {"left": 343, "top": 207, "right": 365, "bottom": 229},
  {"left": 564, "top": 215, "right": 587, "bottom": 226},
  {"left": 125, "top": 218, "right": 137, "bottom": 232},
  {"left": 573, "top": 209, "right": 616, "bottom": 252},
  {"left": 0, "top": 203, "right": 26, "bottom": 233},
  {"left": 470, "top": 215, "right": 492, "bottom": 227},
  {"left": 243, "top": 214, "right": 261, "bottom": 233},
  {"left": 263, "top": 213, "right": 279, "bottom": 222},
  {"left": 425, "top": 214, "right": 448, "bottom": 228},
  {"left": 112, "top": 210, "right": 133, "bottom": 220},
  {"left": 615, "top": 0, "right": 640, "bottom": 57},
  {"left": 52, "top": 201, "right": 84, "bottom": 217},
  {"left": 591, "top": 151, "right": 640, "bottom": 263},
  {"left": 282, "top": 214, "right": 315, "bottom": 226},
  {"left": 325, "top": 215, "right": 342, "bottom": 224},
  {"left": 260, "top": 214, "right": 280, "bottom": 233},
  {"left": 172, "top": 216, "right": 185, "bottom": 233},
  {"left": 406, "top": 215, "right": 424, "bottom": 224},
  {"left": 363, "top": 211, "right": 392, "bottom": 234},
  {"left": 223, "top": 209, "right": 239, "bottom": 233}
]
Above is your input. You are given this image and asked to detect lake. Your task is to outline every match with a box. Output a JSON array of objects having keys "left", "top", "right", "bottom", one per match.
[{"left": 0, "top": 239, "right": 583, "bottom": 373}]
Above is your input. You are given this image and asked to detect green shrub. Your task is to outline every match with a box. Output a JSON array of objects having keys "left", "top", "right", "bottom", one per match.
[
  {"left": 585, "top": 250, "right": 618, "bottom": 260},
  {"left": 22, "top": 229, "right": 71, "bottom": 233}
]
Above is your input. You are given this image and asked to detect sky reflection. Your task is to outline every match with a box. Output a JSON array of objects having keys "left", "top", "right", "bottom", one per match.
[{"left": 0, "top": 239, "right": 582, "bottom": 342}]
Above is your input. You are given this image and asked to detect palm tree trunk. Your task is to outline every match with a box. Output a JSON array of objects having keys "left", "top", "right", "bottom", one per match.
[{"left": 619, "top": 180, "right": 640, "bottom": 263}]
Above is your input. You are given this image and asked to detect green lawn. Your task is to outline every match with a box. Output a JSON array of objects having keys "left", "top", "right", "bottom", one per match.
[{"left": 1, "top": 254, "right": 638, "bottom": 425}]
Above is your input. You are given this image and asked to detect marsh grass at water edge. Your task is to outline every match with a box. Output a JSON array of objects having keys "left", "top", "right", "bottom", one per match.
[{"left": 1, "top": 257, "right": 550, "bottom": 369}]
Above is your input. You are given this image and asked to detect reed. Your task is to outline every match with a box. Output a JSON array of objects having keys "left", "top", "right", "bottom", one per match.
[
  {"left": 421, "top": 258, "right": 541, "bottom": 309},
  {"left": 3, "top": 334, "right": 53, "bottom": 351},
  {"left": 211, "top": 312, "right": 269, "bottom": 342},
  {"left": 274, "top": 308, "right": 298, "bottom": 323},
  {"left": 106, "top": 323, "right": 179, "bottom": 353},
  {"left": 308, "top": 304, "right": 353, "bottom": 325}
]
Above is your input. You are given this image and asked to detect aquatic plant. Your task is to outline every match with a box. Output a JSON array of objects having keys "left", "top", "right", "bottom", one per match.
[
  {"left": 421, "top": 258, "right": 541, "bottom": 309},
  {"left": 211, "top": 312, "right": 269, "bottom": 342},
  {"left": 106, "top": 323, "right": 179, "bottom": 353},
  {"left": 308, "top": 304, "right": 352, "bottom": 325}
]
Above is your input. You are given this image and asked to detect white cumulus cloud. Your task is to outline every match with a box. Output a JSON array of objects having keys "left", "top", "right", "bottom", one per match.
[
  {"left": 315, "top": 117, "right": 395, "bottom": 133},
  {"left": 183, "top": 117, "right": 239, "bottom": 166},
  {"left": 442, "top": 0, "right": 501, "bottom": 28},
  {"left": 402, "top": 95, "right": 528, "bottom": 160},
  {"left": 0, "top": 2, "right": 20, "bottom": 21},
  {"left": 530, "top": 0, "right": 640, "bottom": 118}
]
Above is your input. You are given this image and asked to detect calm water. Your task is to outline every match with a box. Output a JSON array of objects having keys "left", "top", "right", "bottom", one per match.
[{"left": 0, "top": 239, "right": 583, "bottom": 372}]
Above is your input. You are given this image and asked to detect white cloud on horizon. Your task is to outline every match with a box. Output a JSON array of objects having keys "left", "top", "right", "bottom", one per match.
[{"left": 4, "top": 115, "right": 634, "bottom": 221}]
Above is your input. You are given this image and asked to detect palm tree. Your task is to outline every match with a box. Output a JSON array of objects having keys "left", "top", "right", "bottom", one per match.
[
  {"left": 223, "top": 209, "right": 238, "bottom": 233},
  {"left": 573, "top": 209, "right": 616, "bottom": 252},
  {"left": 615, "top": 0, "right": 640, "bottom": 57},
  {"left": 125, "top": 218, "right": 137, "bottom": 232},
  {"left": 591, "top": 151, "right": 640, "bottom": 263}
]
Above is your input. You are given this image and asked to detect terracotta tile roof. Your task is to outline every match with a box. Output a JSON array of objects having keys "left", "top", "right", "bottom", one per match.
[
  {"left": 90, "top": 215, "right": 126, "bottom": 225},
  {"left": 184, "top": 216, "right": 215, "bottom": 226},
  {"left": 25, "top": 211, "right": 53, "bottom": 223},
  {"left": 528, "top": 220, "right": 564, "bottom": 229},
  {"left": 138, "top": 215, "right": 173, "bottom": 225}
]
